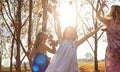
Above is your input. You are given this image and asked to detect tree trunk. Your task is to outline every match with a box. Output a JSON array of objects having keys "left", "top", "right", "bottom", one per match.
[
  {"left": 10, "top": 34, "right": 15, "bottom": 72},
  {"left": 28, "top": 0, "right": 32, "bottom": 51},
  {"left": 15, "top": 0, "right": 22, "bottom": 72},
  {"left": 42, "top": 0, "right": 48, "bottom": 32},
  {"left": 16, "top": 25, "right": 21, "bottom": 72},
  {"left": 28, "top": 0, "right": 33, "bottom": 68},
  {"left": 0, "top": 41, "right": 2, "bottom": 71},
  {"left": 94, "top": 26, "right": 99, "bottom": 72},
  {"left": 0, "top": 55, "right": 1, "bottom": 71}
]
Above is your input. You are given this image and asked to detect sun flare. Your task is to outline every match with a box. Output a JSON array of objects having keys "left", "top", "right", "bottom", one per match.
[{"left": 59, "top": 3, "right": 76, "bottom": 30}]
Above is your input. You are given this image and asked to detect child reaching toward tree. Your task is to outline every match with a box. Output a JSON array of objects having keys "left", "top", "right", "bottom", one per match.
[
  {"left": 45, "top": 23, "right": 102, "bottom": 72},
  {"left": 29, "top": 32, "right": 56, "bottom": 72}
]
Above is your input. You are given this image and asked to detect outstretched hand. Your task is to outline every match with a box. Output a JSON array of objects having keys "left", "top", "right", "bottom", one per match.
[{"left": 101, "top": 0, "right": 108, "bottom": 8}]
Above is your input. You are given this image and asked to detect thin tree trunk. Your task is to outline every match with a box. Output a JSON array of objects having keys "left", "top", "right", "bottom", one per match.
[
  {"left": 94, "top": 25, "right": 99, "bottom": 72},
  {"left": 10, "top": 33, "right": 15, "bottom": 72},
  {"left": 28, "top": 0, "right": 32, "bottom": 50},
  {"left": 16, "top": 0, "right": 22, "bottom": 72},
  {"left": 42, "top": 0, "right": 48, "bottom": 32},
  {"left": 28, "top": 0, "right": 33, "bottom": 68},
  {"left": 0, "top": 41, "right": 2, "bottom": 71}
]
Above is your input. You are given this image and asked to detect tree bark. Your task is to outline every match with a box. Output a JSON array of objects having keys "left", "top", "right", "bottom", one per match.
[
  {"left": 15, "top": 0, "right": 22, "bottom": 72},
  {"left": 28, "top": 0, "right": 33, "bottom": 68},
  {"left": 42, "top": 0, "right": 48, "bottom": 32},
  {"left": 10, "top": 33, "right": 15, "bottom": 72},
  {"left": 94, "top": 24, "right": 99, "bottom": 72}
]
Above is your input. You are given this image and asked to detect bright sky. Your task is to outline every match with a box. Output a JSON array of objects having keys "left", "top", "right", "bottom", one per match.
[{"left": 59, "top": 1, "right": 76, "bottom": 30}]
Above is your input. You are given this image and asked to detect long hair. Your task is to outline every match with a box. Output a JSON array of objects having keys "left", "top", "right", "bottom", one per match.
[
  {"left": 33, "top": 32, "right": 48, "bottom": 55},
  {"left": 107, "top": 5, "right": 120, "bottom": 25}
]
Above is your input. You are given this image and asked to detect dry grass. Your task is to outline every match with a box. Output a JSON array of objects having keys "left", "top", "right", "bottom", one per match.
[
  {"left": 1, "top": 62, "right": 105, "bottom": 72},
  {"left": 79, "top": 62, "right": 105, "bottom": 72}
]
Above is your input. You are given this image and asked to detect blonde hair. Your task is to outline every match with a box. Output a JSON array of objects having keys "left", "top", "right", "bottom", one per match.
[
  {"left": 33, "top": 32, "right": 48, "bottom": 54},
  {"left": 107, "top": 5, "right": 120, "bottom": 25},
  {"left": 63, "top": 26, "right": 78, "bottom": 40}
]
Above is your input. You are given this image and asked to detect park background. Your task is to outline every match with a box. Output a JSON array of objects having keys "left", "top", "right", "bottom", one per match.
[{"left": 0, "top": 0, "right": 120, "bottom": 72}]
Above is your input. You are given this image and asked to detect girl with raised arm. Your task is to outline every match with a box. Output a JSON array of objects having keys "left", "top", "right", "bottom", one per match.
[
  {"left": 45, "top": 22, "right": 102, "bottom": 72},
  {"left": 96, "top": 1, "right": 120, "bottom": 72}
]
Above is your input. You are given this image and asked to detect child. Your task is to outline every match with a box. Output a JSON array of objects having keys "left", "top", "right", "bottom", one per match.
[
  {"left": 96, "top": 1, "right": 120, "bottom": 72},
  {"left": 45, "top": 24, "right": 102, "bottom": 72},
  {"left": 29, "top": 32, "right": 56, "bottom": 72}
]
